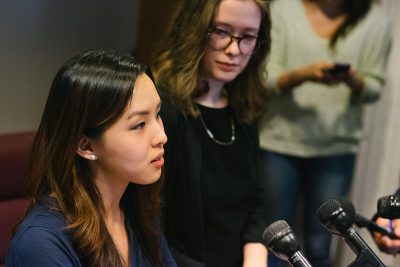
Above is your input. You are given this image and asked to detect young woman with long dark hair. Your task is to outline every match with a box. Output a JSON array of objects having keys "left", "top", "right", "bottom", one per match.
[{"left": 6, "top": 49, "right": 176, "bottom": 267}]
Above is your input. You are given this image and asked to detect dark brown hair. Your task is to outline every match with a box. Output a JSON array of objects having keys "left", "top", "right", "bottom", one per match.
[
  {"left": 330, "top": 0, "right": 375, "bottom": 48},
  {"left": 22, "top": 49, "right": 163, "bottom": 266},
  {"left": 152, "top": 0, "right": 271, "bottom": 124}
]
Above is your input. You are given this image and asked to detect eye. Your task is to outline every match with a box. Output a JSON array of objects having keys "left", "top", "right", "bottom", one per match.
[
  {"left": 132, "top": 122, "right": 145, "bottom": 130},
  {"left": 241, "top": 34, "right": 257, "bottom": 42},
  {"left": 213, "top": 28, "right": 229, "bottom": 38}
]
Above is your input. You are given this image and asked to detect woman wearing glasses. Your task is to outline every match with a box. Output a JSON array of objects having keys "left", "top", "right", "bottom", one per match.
[{"left": 152, "top": 0, "right": 271, "bottom": 266}]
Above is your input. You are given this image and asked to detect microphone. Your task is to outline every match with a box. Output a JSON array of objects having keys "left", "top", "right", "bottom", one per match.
[
  {"left": 317, "top": 197, "right": 385, "bottom": 267},
  {"left": 354, "top": 213, "right": 397, "bottom": 239},
  {"left": 377, "top": 195, "right": 400, "bottom": 219},
  {"left": 262, "top": 220, "right": 313, "bottom": 267}
]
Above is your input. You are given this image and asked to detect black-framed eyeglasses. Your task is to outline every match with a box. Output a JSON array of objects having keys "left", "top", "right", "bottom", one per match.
[{"left": 207, "top": 28, "right": 261, "bottom": 56}]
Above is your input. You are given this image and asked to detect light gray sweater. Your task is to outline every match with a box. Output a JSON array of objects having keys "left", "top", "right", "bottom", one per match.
[{"left": 259, "top": 0, "right": 391, "bottom": 157}]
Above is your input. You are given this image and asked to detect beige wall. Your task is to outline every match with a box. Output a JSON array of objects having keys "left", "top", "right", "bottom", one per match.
[{"left": 0, "top": 0, "right": 139, "bottom": 133}]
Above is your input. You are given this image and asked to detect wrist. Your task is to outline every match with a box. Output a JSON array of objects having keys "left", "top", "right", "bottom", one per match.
[
  {"left": 345, "top": 75, "right": 364, "bottom": 96},
  {"left": 243, "top": 243, "right": 267, "bottom": 267},
  {"left": 278, "top": 69, "right": 307, "bottom": 93}
]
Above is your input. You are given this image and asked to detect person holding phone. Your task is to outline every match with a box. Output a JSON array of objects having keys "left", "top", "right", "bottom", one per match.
[
  {"left": 258, "top": 1, "right": 391, "bottom": 267},
  {"left": 373, "top": 218, "right": 400, "bottom": 254},
  {"left": 6, "top": 50, "right": 176, "bottom": 267},
  {"left": 152, "top": 0, "right": 271, "bottom": 266},
  {"left": 373, "top": 189, "right": 400, "bottom": 254}
]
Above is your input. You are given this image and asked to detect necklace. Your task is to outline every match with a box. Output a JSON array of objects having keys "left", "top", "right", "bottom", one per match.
[{"left": 198, "top": 112, "right": 235, "bottom": 146}]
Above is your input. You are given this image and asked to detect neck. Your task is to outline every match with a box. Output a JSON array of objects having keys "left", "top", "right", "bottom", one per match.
[
  {"left": 93, "top": 173, "right": 129, "bottom": 266},
  {"left": 305, "top": 0, "right": 345, "bottom": 18},
  {"left": 105, "top": 206, "right": 125, "bottom": 228},
  {"left": 196, "top": 78, "right": 228, "bottom": 108},
  {"left": 93, "top": 175, "right": 128, "bottom": 221}
]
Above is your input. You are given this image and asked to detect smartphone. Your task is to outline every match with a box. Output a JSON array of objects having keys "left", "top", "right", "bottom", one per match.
[{"left": 329, "top": 63, "right": 350, "bottom": 75}]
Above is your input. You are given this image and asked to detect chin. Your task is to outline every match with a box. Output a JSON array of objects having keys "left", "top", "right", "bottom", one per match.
[
  {"left": 149, "top": 176, "right": 161, "bottom": 184},
  {"left": 214, "top": 73, "right": 240, "bottom": 83},
  {"left": 146, "top": 171, "right": 162, "bottom": 185},
  {"left": 130, "top": 172, "right": 161, "bottom": 185}
]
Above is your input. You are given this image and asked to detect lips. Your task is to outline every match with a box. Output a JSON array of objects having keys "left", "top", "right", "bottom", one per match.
[
  {"left": 217, "top": 61, "right": 239, "bottom": 71},
  {"left": 151, "top": 151, "right": 164, "bottom": 168}
]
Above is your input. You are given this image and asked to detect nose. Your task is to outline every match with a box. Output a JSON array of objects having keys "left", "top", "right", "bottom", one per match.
[
  {"left": 152, "top": 118, "right": 168, "bottom": 147},
  {"left": 224, "top": 38, "right": 241, "bottom": 56}
]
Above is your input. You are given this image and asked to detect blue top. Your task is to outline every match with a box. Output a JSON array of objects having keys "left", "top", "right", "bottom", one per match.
[{"left": 6, "top": 200, "right": 177, "bottom": 267}]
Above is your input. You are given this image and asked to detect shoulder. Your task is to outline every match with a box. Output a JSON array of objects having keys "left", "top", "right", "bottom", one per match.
[
  {"left": 159, "top": 235, "right": 177, "bottom": 266},
  {"left": 239, "top": 120, "right": 259, "bottom": 152},
  {"left": 160, "top": 94, "right": 181, "bottom": 122},
  {"left": 6, "top": 204, "right": 80, "bottom": 266},
  {"left": 12, "top": 203, "right": 67, "bottom": 240},
  {"left": 270, "top": 0, "right": 300, "bottom": 18},
  {"left": 160, "top": 90, "right": 194, "bottom": 134},
  {"left": 362, "top": 3, "right": 391, "bottom": 31},
  {"left": 269, "top": 0, "right": 304, "bottom": 33},
  {"left": 240, "top": 120, "right": 258, "bottom": 137},
  {"left": 270, "top": 0, "right": 293, "bottom": 10},
  {"left": 350, "top": 3, "right": 391, "bottom": 47}
]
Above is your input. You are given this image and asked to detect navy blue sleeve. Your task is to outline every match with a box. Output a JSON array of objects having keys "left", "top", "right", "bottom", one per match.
[
  {"left": 160, "top": 234, "right": 177, "bottom": 267},
  {"left": 6, "top": 226, "right": 81, "bottom": 267}
]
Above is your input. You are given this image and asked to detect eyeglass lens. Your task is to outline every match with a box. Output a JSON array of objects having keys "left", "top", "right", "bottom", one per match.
[{"left": 208, "top": 30, "right": 258, "bottom": 55}]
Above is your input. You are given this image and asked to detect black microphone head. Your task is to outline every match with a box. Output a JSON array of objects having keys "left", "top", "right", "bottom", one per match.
[
  {"left": 262, "top": 220, "right": 300, "bottom": 261},
  {"left": 262, "top": 220, "right": 291, "bottom": 246},
  {"left": 377, "top": 195, "right": 400, "bottom": 219},
  {"left": 319, "top": 199, "right": 386, "bottom": 265},
  {"left": 317, "top": 197, "right": 355, "bottom": 235}
]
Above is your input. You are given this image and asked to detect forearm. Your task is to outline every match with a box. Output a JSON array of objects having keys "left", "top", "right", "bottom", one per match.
[
  {"left": 276, "top": 61, "right": 333, "bottom": 93},
  {"left": 243, "top": 242, "right": 268, "bottom": 267},
  {"left": 276, "top": 68, "right": 308, "bottom": 93}
]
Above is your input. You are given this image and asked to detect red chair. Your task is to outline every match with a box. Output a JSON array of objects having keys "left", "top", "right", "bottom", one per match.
[{"left": 0, "top": 132, "right": 34, "bottom": 267}]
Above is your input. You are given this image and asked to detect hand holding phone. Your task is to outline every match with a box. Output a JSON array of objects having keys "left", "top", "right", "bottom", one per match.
[{"left": 329, "top": 63, "right": 350, "bottom": 75}]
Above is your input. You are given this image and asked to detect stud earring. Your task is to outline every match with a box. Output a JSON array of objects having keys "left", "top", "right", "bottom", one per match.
[{"left": 90, "top": 155, "right": 97, "bottom": 160}]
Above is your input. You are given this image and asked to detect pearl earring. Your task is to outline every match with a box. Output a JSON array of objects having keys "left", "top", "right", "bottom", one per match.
[{"left": 90, "top": 155, "right": 97, "bottom": 160}]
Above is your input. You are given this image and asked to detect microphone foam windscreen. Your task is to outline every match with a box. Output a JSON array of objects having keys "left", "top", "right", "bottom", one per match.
[
  {"left": 377, "top": 195, "right": 398, "bottom": 210},
  {"left": 318, "top": 198, "right": 341, "bottom": 223},
  {"left": 334, "top": 196, "right": 356, "bottom": 219},
  {"left": 378, "top": 197, "right": 389, "bottom": 209},
  {"left": 317, "top": 197, "right": 355, "bottom": 223},
  {"left": 262, "top": 220, "right": 290, "bottom": 246},
  {"left": 377, "top": 195, "right": 400, "bottom": 219}
]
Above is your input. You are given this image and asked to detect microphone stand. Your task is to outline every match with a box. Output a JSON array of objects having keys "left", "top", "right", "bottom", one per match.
[
  {"left": 345, "top": 228, "right": 386, "bottom": 267},
  {"left": 348, "top": 250, "right": 386, "bottom": 267}
]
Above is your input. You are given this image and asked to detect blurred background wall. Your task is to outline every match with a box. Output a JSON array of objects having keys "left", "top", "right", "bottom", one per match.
[
  {"left": 0, "top": 0, "right": 179, "bottom": 133},
  {"left": 0, "top": 0, "right": 137, "bottom": 133}
]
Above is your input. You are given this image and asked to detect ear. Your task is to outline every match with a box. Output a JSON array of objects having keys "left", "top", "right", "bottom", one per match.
[{"left": 77, "top": 135, "right": 97, "bottom": 160}]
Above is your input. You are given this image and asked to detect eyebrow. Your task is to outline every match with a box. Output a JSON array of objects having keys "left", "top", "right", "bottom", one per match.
[
  {"left": 127, "top": 101, "right": 161, "bottom": 120},
  {"left": 214, "top": 22, "right": 259, "bottom": 33}
]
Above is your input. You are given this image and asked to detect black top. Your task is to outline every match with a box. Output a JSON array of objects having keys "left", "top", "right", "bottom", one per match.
[
  {"left": 160, "top": 95, "right": 269, "bottom": 267},
  {"left": 197, "top": 104, "right": 257, "bottom": 266}
]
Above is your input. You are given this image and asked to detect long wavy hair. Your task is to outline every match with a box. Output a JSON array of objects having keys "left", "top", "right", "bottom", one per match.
[
  {"left": 21, "top": 49, "right": 163, "bottom": 267},
  {"left": 152, "top": 0, "right": 271, "bottom": 124},
  {"left": 330, "top": 0, "right": 376, "bottom": 48}
]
